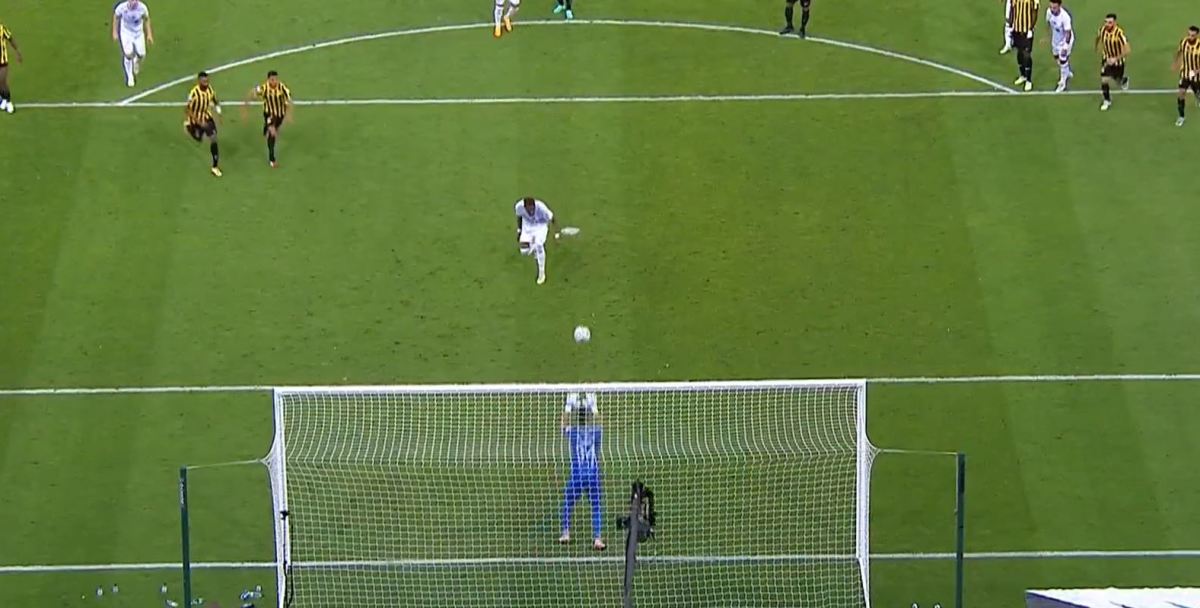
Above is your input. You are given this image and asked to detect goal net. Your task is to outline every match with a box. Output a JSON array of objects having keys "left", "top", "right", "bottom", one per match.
[{"left": 266, "top": 381, "right": 876, "bottom": 608}]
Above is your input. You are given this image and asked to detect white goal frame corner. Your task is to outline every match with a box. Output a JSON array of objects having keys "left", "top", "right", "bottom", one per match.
[{"left": 265, "top": 388, "right": 291, "bottom": 608}]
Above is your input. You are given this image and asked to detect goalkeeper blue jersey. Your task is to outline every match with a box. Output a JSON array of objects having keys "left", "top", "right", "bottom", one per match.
[{"left": 566, "top": 426, "right": 602, "bottom": 476}]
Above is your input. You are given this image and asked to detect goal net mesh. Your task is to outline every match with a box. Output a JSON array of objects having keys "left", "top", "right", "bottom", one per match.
[{"left": 267, "top": 381, "right": 875, "bottom": 608}]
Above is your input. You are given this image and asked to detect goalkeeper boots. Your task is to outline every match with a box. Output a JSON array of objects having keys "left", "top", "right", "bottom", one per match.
[{"left": 558, "top": 531, "right": 571, "bottom": 544}]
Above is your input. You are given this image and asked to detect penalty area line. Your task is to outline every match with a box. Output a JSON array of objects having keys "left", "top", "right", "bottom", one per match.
[
  {"left": 20, "top": 88, "right": 1181, "bottom": 109},
  {"left": 4, "top": 549, "right": 1199, "bottom": 574}
]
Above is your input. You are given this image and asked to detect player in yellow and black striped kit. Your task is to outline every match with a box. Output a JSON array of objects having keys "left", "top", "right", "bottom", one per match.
[
  {"left": 249, "top": 70, "right": 291, "bottom": 168},
  {"left": 0, "top": 21, "right": 25, "bottom": 114},
  {"left": 1007, "top": 0, "right": 1039, "bottom": 91},
  {"left": 1173, "top": 26, "right": 1200, "bottom": 126},
  {"left": 1095, "top": 14, "right": 1130, "bottom": 111},
  {"left": 184, "top": 72, "right": 223, "bottom": 177}
]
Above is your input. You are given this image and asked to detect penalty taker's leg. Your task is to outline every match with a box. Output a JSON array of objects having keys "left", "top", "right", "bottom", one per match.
[
  {"left": 493, "top": 1, "right": 505, "bottom": 37},
  {"left": 503, "top": 0, "right": 519, "bottom": 32},
  {"left": 534, "top": 243, "right": 546, "bottom": 285}
]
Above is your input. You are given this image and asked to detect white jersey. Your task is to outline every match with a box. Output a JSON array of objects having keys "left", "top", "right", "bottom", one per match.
[
  {"left": 515, "top": 199, "right": 554, "bottom": 228},
  {"left": 114, "top": 1, "right": 150, "bottom": 37},
  {"left": 1047, "top": 7, "right": 1074, "bottom": 50}
]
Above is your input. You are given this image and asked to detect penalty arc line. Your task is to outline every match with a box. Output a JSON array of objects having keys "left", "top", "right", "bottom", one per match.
[
  {"left": 118, "top": 18, "right": 1013, "bottom": 105},
  {"left": 20, "top": 88, "right": 1181, "bottom": 109},
  {"left": 3, "top": 549, "right": 1199, "bottom": 574},
  {"left": 3, "top": 374, "right": 1200, "bottom": 397}
]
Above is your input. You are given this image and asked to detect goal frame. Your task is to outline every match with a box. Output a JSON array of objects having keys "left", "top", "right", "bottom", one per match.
[{"left": 265, "top": 379, "right": 872, "bottom": 608}]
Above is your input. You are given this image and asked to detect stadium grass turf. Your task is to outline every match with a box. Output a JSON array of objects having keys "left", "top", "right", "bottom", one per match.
[{"left": 2, "top": 0, "right": 1199, "bottom": 605}]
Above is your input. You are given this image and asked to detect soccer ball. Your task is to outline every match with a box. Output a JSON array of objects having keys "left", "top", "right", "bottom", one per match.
[{"left": 573, "top": 325, "right": 591, "bottom": 344}]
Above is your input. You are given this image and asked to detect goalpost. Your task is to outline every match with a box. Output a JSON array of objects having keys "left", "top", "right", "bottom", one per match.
[{"left": 264, "top": 380, "right": 877, "bottom": 608}]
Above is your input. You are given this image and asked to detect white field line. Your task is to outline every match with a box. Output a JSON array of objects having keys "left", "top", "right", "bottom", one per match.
[
  {"left": 16, "top": 88, "right": 1182, "bottom": 109},
  {"left": 0, "top": 385, "right": 271, "bottom": 396},
  {"left": 117, "top": 19, "right": 1012, "bottom": 106},
  {"left": 590, "top": 19, "right": 1015, "bottom": 94},
  {"left": 870, "top": 373, "right": 1200, "bottom": 384},
  {"left": 3, "top": 549, "right": 1197, "bottom": 574},
  {"left": 3, "top": 374, "right": 1200, "bottom": 398}
]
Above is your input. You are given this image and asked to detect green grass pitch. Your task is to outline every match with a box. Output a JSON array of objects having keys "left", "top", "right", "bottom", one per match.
[{"left": 2, "top": 0, "right": 1200, "bottom": 605}]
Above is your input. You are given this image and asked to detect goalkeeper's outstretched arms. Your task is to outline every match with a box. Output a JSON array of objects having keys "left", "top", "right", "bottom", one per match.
[{"left": 560, "top": 392, "right": 600, "bottom": 430}]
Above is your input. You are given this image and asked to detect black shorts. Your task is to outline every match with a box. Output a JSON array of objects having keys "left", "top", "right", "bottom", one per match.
[
  {"left": 187, "top": 118, "right": 217, "bottom": 140},
  {"left": 1180, "top": 77, "right": 1200, "bottom": 94},
  {"left": 1010, "top": 31, "right": 1034, "bottom": 51},
  {"left": 263, "top": 113, "right": 285, "bottom": 135},
  {"left": 1101, "top": 62, "right": 1126, "bottom": 80}
]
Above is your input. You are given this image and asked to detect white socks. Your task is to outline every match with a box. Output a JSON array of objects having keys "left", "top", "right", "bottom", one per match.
[
  {"left": 518, "top": 242, "right": 545, "bottom": 281},
  {"left": 534, "top": 244, "right": 546, "bottom": 276},
  {"left": 494, "top": 4, "right": 504, "bottom": 26},
  {"left": 504, "top": 5, "right": 518, "bottom": 18},
  {"left": 1059, "top": 61, "right": 1072, "bottom": 83},
  {"left": 123, "top": 57, "right": 134, "bottom": 82}
]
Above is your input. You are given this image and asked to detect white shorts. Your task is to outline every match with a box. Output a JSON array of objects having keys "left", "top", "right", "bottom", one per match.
[
  {"left": 519, "top": 225, "right": 548, "bottom": 249},
  {"left": 495, "top": 0, "right": 520, "bottom": 6},
  {"left": 120, "top": 31, "right": 146, "bottom": 57},
  {"left": 1053, "top": 40, "right": 1073, "bottom": 61}
]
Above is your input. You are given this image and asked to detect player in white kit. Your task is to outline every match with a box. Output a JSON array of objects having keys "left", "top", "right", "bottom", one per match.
[
  {"left": 515, "top": 197, "right": 555, "bottom": 285},
  {"left": 1046, "top": 0, "right": 1074, "bottom": 92},
  {"left": 112, "top": 0, "right": 153, "bottom": 87},
  {"left": 1000, "top": 0, "right": 1014, "bottom": 54}
]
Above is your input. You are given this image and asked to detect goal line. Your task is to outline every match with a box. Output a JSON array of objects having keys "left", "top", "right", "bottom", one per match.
[
  {"left": 4, "top": 549, "right": 1197, "bottom": 574},
  {"left": 2, "top": 373, "right": 1200, "bottom": 398}
]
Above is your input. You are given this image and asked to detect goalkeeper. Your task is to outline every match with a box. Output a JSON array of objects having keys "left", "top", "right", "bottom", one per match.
[{"left": 558, "top": 392, "right": 607, "bottom": 551}]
